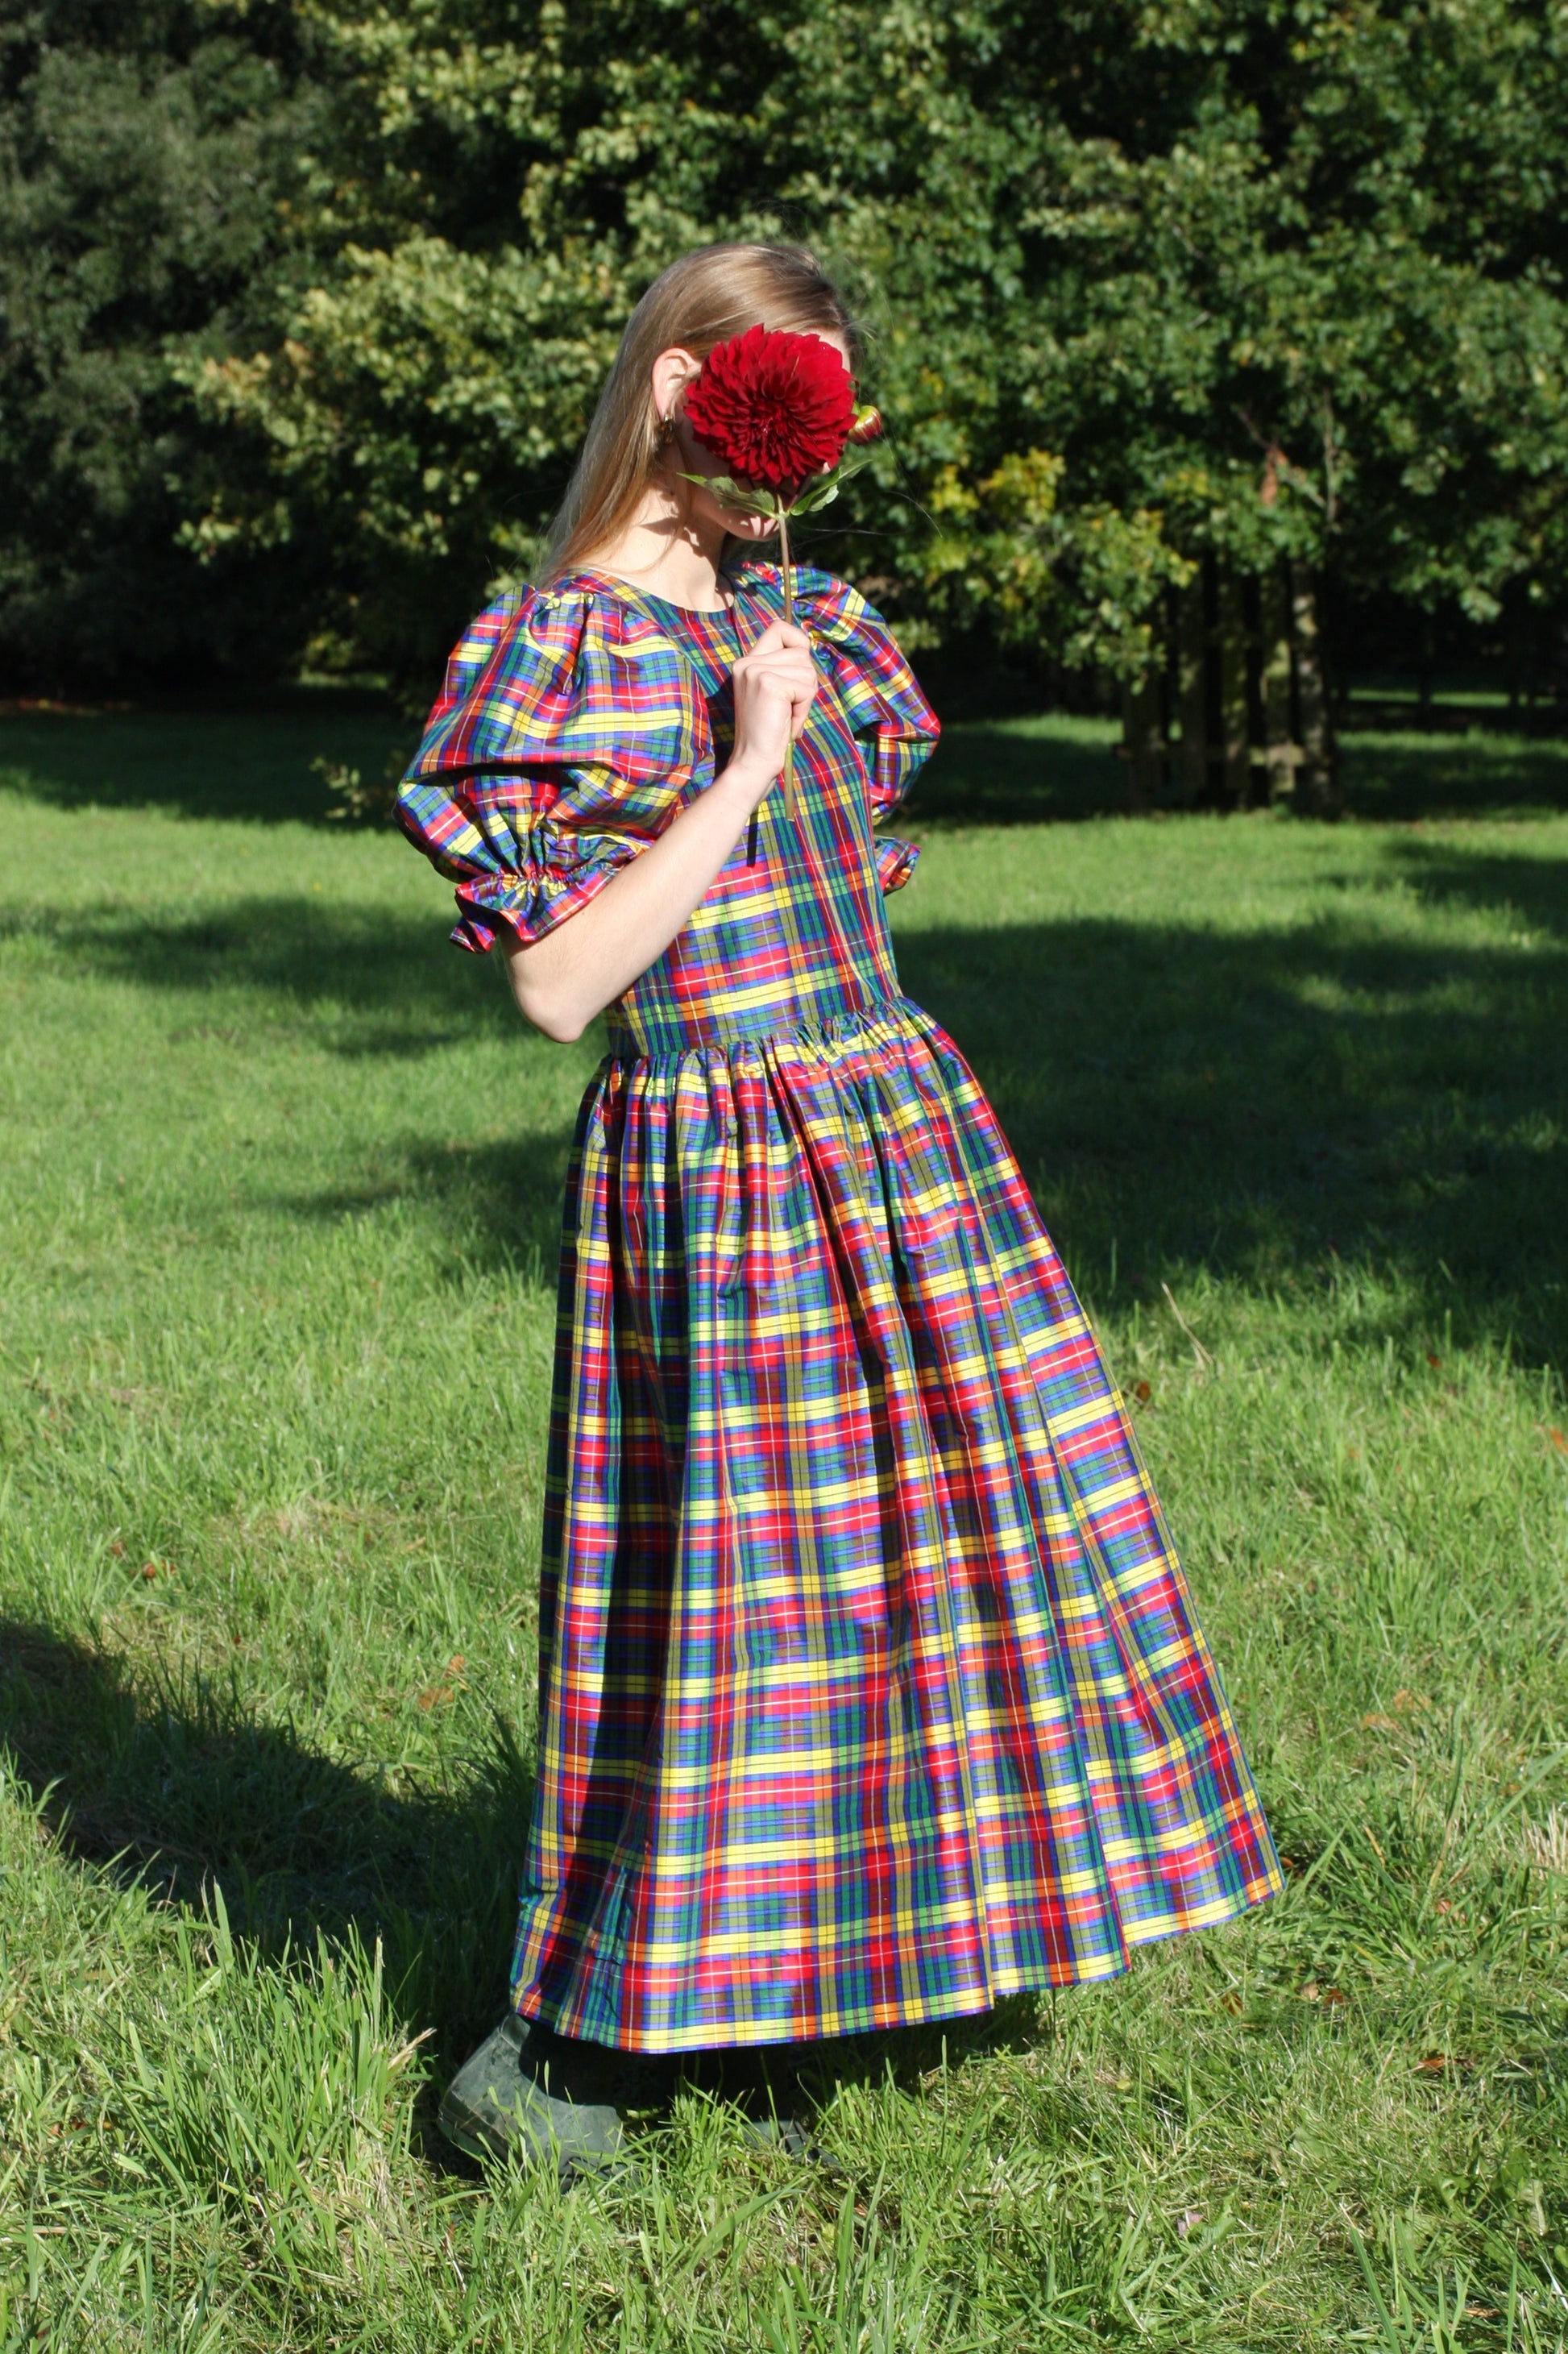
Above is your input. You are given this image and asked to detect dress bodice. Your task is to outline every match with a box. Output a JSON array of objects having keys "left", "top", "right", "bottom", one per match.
[
  {"left": 395, "top": 563, "right": 940, "bottom": 1061},
  {"left": 602, "top": 593, "right": 910, "bottom": 1059}
]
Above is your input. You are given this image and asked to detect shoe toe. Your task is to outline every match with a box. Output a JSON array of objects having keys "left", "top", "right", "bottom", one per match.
[{"left": 440, "top": 2018, "right": 627, "bottom": 2173}]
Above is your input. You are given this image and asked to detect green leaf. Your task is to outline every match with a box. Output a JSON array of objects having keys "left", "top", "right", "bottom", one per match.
[{"left": 676, "top": 471, "right": 778, "bottom": 517}]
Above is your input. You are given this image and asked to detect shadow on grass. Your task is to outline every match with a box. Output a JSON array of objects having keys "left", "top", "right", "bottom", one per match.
[
  {"left": 19, "top": 832, "right": 1568, "bottom": 1362},
  {"left": 0, "top": 1621, "right": 1047, "bottom": 2114},
  {"left": 1341, "top": 729, "right": 1568, "bottom": 823},
  {"left": 1391, "top": 835, "right": 1568, "bottom": 945},
  {"left": 894, "top": 838, "right": 1568, "bottom": 1369},
  {"left": 2, "top": 893, "right": 518, "bottom": 1057},
  {"left": 915, "top": 716, "right": 1126, "bottom": 824},
  {"left": 915, "top": 721, "right": 1568, "bottom": 828},
  {"left": 276, "top": 1131, "right": 579, "bottom": 1285},
  {"left": 0, "top": 1621, "right": 530, "bottom": 2067},
  {"left": 8, "top": 892, "right": 589, "bottom": 1276},
  {"left": 0, "top": 694, "right": 414, "bottom": 826},
  {"left": 6, "top": 698, "right": 1568, "bottom": 832}
]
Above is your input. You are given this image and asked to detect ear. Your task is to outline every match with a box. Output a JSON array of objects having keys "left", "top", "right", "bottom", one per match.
[{"left": 649, "top": 345, "right": 702, "bottom": 427}]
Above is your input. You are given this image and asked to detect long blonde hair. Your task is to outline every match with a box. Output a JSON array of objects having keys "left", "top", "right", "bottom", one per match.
[{"left": 543, "top": 243, "right": 861, "bottom": 582}]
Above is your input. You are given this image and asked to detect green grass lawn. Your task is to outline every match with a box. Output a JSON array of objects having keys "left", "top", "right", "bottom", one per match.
[
  {"left": 915, "top": 712, "right": 1568, "bottom": 825},
  {"left": 1, "top": 704, "right": 1566, "bottom": 2350}
]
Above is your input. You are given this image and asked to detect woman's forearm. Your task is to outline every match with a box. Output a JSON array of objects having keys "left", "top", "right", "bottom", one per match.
[{"left": 499, "top": 758, "right": 772, "bottom": 1041}]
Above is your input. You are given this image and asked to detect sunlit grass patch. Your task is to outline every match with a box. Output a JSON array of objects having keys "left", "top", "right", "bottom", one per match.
[{"left": 2, "top": 709, "right": 1566, "bottom": 2348}]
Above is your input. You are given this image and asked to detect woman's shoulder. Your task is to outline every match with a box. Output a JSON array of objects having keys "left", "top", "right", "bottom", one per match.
[
  {"left": 416, "top": 575, "right": 695, "bottom": 778},
  {"left": 728, "top": 560, "right": 877, "bottom": 624},
  {"left": 468, "top": 570, "right": 688, "bottom": 643},
  {"left": 731, "top": 563, "right": 937, "bottom": 745},
  {"left": 530, "top": 568, "right": 688, "bottom": 643},
  {"left": 435, "top": 575, "right": 677, "bottom": 700},
  {"left": 729, "top": 563, "right": 916, "bottom": 677}
]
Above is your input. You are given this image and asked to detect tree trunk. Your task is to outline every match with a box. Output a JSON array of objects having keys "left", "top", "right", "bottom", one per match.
[
  {"left": 1291, "top": 563, "right": 1339, "bottom": 815},
  {"left": 1553, "top": 616, "right": 1568, "bottom": 722},
  {"left": 1121, "top": 672, "right": 1164, "bottom": 811},
  {"left": 1260, "top": 565, "right": 1295, "bottom": 803},
  {"left": 1417, "top": 612, "right": 1436, "bottom": 725},
  {"left": 1218, "top": 570, "right": 1250, "bottom": 805},
  {"left": 1176, "top": 569, "right": 1206, "bottom": 804},
  {"left": 1505, "top": 592, "right": 1524, "bottom": 720}
]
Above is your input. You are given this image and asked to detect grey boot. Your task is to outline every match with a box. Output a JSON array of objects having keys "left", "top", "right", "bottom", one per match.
[{"left": 438, "top": 2012, "right": 630, "bottom": 2177}]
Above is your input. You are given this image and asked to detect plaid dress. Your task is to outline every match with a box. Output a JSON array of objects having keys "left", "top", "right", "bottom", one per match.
[{"left": 398, "top": 562, "right": 1282, "bottom": 2053}]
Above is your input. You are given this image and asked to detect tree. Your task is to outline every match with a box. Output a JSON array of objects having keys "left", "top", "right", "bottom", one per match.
[
  {"left": 895, "top": 1, "right": 1568, "bottom": 680},
  {"left": 0, "top": 1, "right": 322, "bottom": 685},
  {"left": 4, "top": 0, "right": 1567, "bottom": 695}
]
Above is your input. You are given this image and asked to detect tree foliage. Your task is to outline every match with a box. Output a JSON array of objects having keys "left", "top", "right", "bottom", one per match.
[
  {"left": 0, "top": 2, "right": 329, "bottom": 679},
  {"left": 2, "top": 0, "right": 1566, "bottom": 689}
]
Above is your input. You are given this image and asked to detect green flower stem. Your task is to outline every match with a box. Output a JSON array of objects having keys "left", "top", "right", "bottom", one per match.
[
  {"left": 779, "top": 504, "right": 797, "bottom": 824},
  {"left": 678, "top": 460, "right": 879, "bottom": 826}
]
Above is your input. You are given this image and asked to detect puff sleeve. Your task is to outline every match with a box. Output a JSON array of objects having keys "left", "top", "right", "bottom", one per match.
[
  {"left": 737, "top": 564, "right": 940, "bottom": 894},
  {"left": 396, "top": 586, "right": 706, "bottom": 952}
]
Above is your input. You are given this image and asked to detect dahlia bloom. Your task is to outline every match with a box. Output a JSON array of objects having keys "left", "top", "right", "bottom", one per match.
[
  {"left": 683, "top": 324, "right": 857, "bottom": 496},
  {"left": 677, "top": 327, "right": 885, "bottom": 819}
]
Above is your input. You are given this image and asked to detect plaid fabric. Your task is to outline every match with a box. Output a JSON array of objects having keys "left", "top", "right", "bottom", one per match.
[
  {"left": 399, "top": 565, "right": 1283, "bottom": 2053},
  {"left": 396, "top": 563, "right": 926, "bottom": 961}
]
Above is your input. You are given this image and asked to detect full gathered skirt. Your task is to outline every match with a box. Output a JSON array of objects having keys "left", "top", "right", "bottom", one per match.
[{"left": 510, "top": 1000, "right": 1282, "bottom": 2052}]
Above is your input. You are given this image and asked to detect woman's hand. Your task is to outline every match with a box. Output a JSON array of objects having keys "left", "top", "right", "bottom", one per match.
[
  {"left": 499, "top": 618, "right": 818, "bottom": 1043},
  {"left": 500, "top": 617, "right": 819, "bottom": 1043},
  {"left": 727, "top": 620, "right": 817, "bottom": 793}
]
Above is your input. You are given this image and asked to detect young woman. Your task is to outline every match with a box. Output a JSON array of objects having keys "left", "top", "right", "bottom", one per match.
[{"left": 397, "top": 243, "right": 1283, "bottom": 2173}]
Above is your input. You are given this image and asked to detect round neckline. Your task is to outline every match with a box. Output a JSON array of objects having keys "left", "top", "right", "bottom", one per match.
[{"left": 587, "top": 568, "right": 742, "bottom": 620}]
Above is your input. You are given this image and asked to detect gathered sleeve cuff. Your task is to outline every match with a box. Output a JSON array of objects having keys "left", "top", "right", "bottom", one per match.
[
  {"left": 874, "top": 832, "right": 921, "bottom": 895},
  {"left": 395, "top": 586, "right": 704, "bottom": 952},
  {"left": 396, "top": 762, "right": 651, "bottom": 953}
]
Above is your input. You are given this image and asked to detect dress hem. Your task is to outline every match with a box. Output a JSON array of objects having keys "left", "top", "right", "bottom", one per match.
[{"left": 510, "top": 1870, "right": 1284, "bottom": 2056}]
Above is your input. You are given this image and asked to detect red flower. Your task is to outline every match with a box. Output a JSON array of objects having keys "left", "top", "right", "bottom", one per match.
[{"left": 683, "top": 325, "right": 856, "bottom": 494}]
